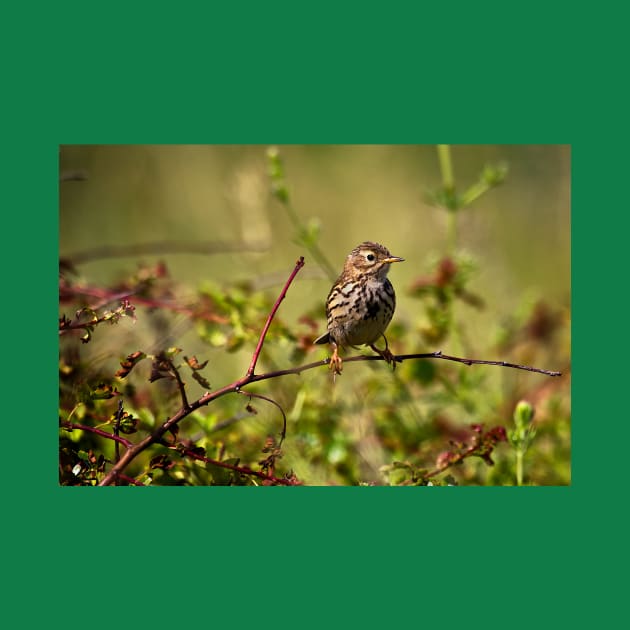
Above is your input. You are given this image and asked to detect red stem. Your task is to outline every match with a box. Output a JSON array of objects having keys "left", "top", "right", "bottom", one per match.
[
  {"left": 246, "top": 257, "right": 304, "bottom": 377},
  {"left": 61, "top": 422, "right": 134, "bottom": 449},
  {"left": 175, "top": 446, "right": 299, "bottom": 486}
]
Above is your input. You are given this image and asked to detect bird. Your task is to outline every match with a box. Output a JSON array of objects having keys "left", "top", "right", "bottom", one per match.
[{"left": 314, "top": 241, "right": 404, "bottom": 376}]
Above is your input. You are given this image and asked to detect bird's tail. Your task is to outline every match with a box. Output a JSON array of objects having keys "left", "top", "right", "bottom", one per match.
[{"left": 313, "top": 332, "right": 330, "bottom": 345}]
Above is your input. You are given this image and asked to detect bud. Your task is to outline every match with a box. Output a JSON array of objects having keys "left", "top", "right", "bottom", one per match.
[
  {"left": 514, "top": 400, "right": 535, "bottom": 430},
  {"left": 482, "top": 163, "right": 508, "bottom": 186}
]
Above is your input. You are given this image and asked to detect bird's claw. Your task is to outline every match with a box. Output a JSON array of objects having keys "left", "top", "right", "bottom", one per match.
[
  {"left": 329, "top": 345, "right": 343, "bottom": 377},
  {"left": 370, "top": 343, "right": 398, "bottom": 371}
]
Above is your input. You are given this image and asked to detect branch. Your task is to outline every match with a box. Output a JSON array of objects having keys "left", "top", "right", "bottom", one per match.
[
  {"left": 174, "top": 445, "right": 300, "bottom": 486},
  {"left": 59, "top": 300, "right": 136, "bottom": 342},
  {"left": 349, "top": 350, "right": 563, "bottom": 377},
  {"left": 422, "top": 425, "right": 508, "bottom": 481},
  {"left": 237, "top": 390, "right": 288, "bottom": 443},
  {"left": 117, "top": 474, "right": 146, "bottom": 486},
  {"left": 167, "top": 357, "right": 190, "bottom": 410},
  {"left": 243, "top": 350, "right": 562, "bottom": 382},
  {"left": 61, "top": 422, "right": 134, "bottom": 449},
  {"left": 98, "top": 257, "right": 306, "bottom": 486},
  {"left": 246, "top": 256, "right": 305, "bottom": 377}
]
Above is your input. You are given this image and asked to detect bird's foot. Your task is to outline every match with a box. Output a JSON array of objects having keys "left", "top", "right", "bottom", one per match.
[
  {"left": 370, "top": 337, "right": 399, "bottom": 371},
  {"left": 329, "top": 345, "right": 343, "bottom": 377}
]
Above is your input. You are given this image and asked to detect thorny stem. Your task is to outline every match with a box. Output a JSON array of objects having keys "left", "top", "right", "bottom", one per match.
[
  {"left": 117, "top": 474, "right": 146, "bottom": 486},
  {"left": 388, "top": 351, "right": 561, "bottom": 376},
  {"left": 245, "top": 351, "right": 562, "bottom": 380},
  {"left": 246, "top": 257, "right": 305, "bottom": 377},
  {"left": 174, "top": 445, "right": 299, "bottom": 486}
]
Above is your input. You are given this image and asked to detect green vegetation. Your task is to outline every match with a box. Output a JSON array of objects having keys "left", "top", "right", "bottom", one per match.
[{"left": 59, "top": 145, "right": 570, "bottom": 486}]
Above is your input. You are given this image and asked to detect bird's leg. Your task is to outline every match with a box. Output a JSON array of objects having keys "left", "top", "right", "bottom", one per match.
[
  {"left": 369, "top": 334, "right": 397, "bottom": 370},
  {"left": 329, "top": 341, "right": 343, "bottom": 377}
]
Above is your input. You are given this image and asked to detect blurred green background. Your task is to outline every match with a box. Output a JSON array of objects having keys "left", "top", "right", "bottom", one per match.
[
  {"left": 59, "top": 145, "right": 570, "bottom": 485},
  {"left": 59, "top": 145, "right": 570, "bottom": 345}
]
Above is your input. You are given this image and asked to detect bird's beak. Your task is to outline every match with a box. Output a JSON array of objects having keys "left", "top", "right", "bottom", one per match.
[{"left": 384, "top": 256, "right": 404, "bottom": 264}]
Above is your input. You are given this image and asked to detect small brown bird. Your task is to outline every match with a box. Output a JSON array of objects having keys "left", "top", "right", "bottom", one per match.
[{"left": 314, "top": 241, "right": 404, "bottom": 375}]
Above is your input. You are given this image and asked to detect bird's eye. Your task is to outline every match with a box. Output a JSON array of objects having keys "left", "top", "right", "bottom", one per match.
[{"left": 366, "top": 253, "right": 375, "bottom": 262}]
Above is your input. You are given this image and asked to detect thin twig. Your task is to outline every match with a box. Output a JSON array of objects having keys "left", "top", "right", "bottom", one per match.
[
  {"left": 422, "top": 441, "right": 481, "bottom": 480},
  {"left": 341, "top": 351, "right": 563, "bottom": 377},
  {"left": 60, "top": 422, "right": 134, "bottom": 449},
  {"left": 174, "top": 445, "right": 299, "bottom": 486},
  {"left": 237, "top": 390, "right": 288, "bottom": 444},
  {"left": 243, "top": 350, "right": 562, "bottom": 383},
  {"left": 166, "top": 358, "right": 190, "bottom": 410},
  {"left": 114, "top": 399, "right": 124, "bottom": 466},
  {"left": 246, "top": 256, "right": 305, "bottom": 377},
  {"left": 117, "top": 474, "right": 146, "bottom": 486}
]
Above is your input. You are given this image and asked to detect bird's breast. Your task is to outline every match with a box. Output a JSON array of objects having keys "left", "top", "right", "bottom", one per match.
[{"left": 326, "top": 278, "right": 396, "bottom": 347}]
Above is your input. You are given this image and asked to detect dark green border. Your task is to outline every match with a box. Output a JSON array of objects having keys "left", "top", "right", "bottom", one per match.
[{"left": 6, "top": 3, "right": 617, "bottom": 627}]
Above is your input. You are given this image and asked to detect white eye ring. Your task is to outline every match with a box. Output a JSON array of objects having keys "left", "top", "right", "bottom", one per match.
[{"left": 365, "top": 252, "right": 375, "bottom": 262}]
